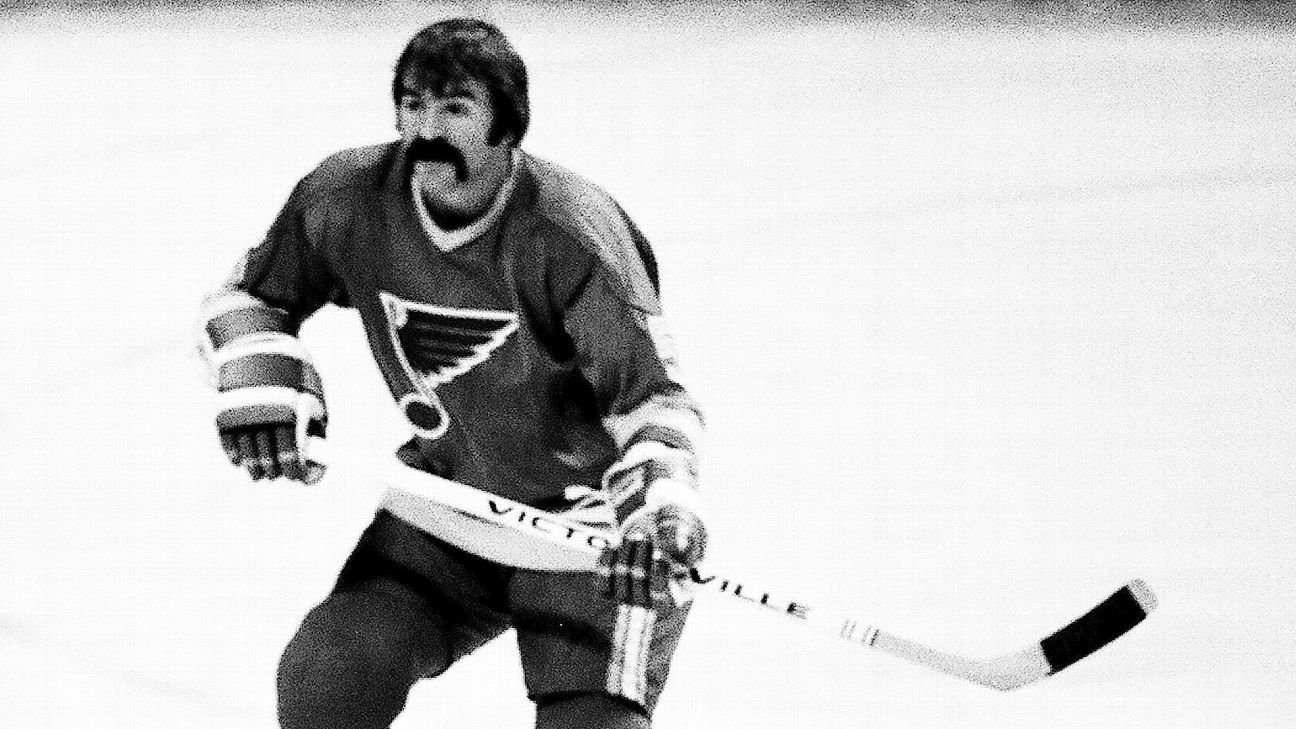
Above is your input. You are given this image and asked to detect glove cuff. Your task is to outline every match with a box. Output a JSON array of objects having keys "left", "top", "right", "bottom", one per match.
[
  {"left": 618, "top": 478, "right": 707, "bottom": 537},
  {"left": 644, "top": 478, "right": 704, "bottom": 519}
]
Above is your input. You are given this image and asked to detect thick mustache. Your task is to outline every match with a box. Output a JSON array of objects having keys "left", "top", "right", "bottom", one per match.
[{"left": 408, "top": 137, "right": 469, "bottom": 182}]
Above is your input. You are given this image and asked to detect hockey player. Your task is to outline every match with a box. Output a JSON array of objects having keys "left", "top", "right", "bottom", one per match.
[{"left": 197, "top": 18, "right": 706, "bottom": 729}]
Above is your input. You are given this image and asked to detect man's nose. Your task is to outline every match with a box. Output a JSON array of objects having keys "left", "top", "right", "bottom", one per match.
[{"left": 416, "top": 110, "right": 446, "bottom": 139}]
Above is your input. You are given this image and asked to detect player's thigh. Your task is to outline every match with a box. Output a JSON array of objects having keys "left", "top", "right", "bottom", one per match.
[
  {"left": 331, "top": 509, "right": 515, "bottom": 670},
  {"left": 277, "top": 588, "right": 454, "bottom": 729},
  {"left": 509, "top": 569, "right": 691, "bottom": 715},
  {"left": 279, "top": 588, "right": 447, "bottom": 691}
]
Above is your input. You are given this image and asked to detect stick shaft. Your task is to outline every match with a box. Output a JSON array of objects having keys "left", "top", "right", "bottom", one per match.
[
  {"left": 380, "top": 466, "right": 1152, "bottom": 691},
  {"left": 381, "top": 466, "right": 872, "bottom": 639}
]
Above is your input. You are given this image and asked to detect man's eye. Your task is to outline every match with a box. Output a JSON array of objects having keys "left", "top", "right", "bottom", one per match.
[
  {"left": 400, "top": 97, "right": 423, "bottom": 112},
  {"left": 444, "top": 102, "right": 470, "bottom": 115}
]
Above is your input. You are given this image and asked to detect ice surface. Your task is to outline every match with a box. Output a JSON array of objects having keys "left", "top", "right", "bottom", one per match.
[{"left": 2, "top": 2, "right": 1293, "bottom": 727}]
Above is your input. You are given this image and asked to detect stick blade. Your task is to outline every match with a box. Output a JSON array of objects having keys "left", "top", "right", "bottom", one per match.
[{"left": 1039, "top": 579, "right": 1157, "bottom": 675}]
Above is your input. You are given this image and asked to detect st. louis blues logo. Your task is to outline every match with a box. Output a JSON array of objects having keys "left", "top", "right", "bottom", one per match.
[{"left": 380, "top": 291, "right": 519, "bottom": 440}]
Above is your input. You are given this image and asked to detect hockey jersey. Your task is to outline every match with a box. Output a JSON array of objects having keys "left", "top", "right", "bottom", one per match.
[{"left": 214, "top": 141, "right": 703, "bottom": 507}]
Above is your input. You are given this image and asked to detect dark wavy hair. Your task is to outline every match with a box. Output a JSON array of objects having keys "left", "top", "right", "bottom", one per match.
[{"left": 393, "top": 18, "right": 530, "bottom": 146}]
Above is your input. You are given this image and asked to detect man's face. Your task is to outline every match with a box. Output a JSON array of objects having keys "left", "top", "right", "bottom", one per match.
[{"left": 396, "top": 75, "right": 511, "bottom": 201}]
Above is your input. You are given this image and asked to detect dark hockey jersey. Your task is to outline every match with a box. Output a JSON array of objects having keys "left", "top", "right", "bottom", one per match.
[{"left": 215, "top": 142, "right": 703, "bottom": 506}]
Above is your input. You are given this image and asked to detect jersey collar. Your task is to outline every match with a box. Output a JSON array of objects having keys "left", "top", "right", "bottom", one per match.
[{"left": 410, "top": 149, "right": 523, "bottom": 252}]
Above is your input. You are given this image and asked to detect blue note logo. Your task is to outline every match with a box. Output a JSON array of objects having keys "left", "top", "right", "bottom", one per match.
[{"left": 380, "top": 291, "right": 518, "bottom": 440}]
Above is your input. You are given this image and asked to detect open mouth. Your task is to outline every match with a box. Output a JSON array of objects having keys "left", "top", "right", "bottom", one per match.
[
  {"left": 409, "top": 138, "right": 469, "bottom": 182},
  {"left": 416, "top": 159, "right": 469, "bottom": 183}
]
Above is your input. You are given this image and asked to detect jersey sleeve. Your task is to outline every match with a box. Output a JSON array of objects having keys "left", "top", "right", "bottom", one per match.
[
  {"left": 198, "top": 174, "right": 344, "bottom": 362},
  {"left": 558, "top": 202, "right": 705, "bottom": 511},
  {"left": 231, "top": 177, "right": 344, "bottom": 317}
]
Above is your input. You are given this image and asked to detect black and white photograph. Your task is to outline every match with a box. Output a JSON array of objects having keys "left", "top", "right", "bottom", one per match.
[{"left": 1, "top": 1, "right": 1292, "bottom": 727}]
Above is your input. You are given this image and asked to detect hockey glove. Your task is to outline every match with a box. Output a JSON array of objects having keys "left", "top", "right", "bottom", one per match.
[
  {"left": 201, "top": 293, "right": 327, "bottom": 484},
  {"left": 597, "top": 444, "right": 707, "bottom": 608},
  {"left": 599, "top": 532, "right": 672, "bottom": 608}
]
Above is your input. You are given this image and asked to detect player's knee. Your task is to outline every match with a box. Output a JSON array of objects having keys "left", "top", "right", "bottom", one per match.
[
  {"left": 277, "top": 592, "right": 445, "bottom": 729},
  {"left": 534, "top": 692, "right": 651, "bottom": 729}
]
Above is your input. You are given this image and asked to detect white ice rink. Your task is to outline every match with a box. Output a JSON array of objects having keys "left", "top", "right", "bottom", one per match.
[{"left": 1, "top": 2, "right": 1293, "bottom": 727}]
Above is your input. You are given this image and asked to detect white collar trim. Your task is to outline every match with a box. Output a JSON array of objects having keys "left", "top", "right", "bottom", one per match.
[{"left": 411, "top": 149, "right": 522, "bottom": 252}]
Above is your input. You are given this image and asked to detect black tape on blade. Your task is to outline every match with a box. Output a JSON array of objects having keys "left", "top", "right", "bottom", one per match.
[{"left": 1040, "top": 584, "right": 1149, "bottom": 674}]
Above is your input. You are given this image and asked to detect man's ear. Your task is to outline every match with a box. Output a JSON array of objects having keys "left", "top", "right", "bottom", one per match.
[{"left": 492, "top": 129, "right": 517, "bottom": 149}]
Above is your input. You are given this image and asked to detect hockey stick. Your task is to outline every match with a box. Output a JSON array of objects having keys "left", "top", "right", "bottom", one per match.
[{"left": 378, "top": 464, "right": 1157, "bottom": 691}]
